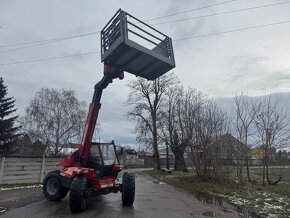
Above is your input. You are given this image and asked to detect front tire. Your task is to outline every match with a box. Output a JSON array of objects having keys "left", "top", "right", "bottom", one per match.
[
  {"left": 122, "top": 172, "right": 135, "bottom": 206},
  {"left": 43, "top": 170, "right": 68, "bottom": 201},
  {"left": 69, "top": 176, "right": 87, "bottom": 212}
]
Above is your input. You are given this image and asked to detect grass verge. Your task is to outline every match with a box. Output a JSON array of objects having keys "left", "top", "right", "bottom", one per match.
[{"left": 144, "top": 170, "right": 290, "bottom": 218}]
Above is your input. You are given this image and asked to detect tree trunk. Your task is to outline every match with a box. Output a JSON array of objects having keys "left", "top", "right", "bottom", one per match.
[
  {"left": 244, "top": 135, "right": 252, "bottom": 183},
  {"left": 152, "top": 134, "right": 160, "bottom": 170},
  {"left": 175, "top": 155, "right": 187, "bottom": 172},
  {"left": 201, "top": 149, "right": 208, "bottom": 175},
  {"left": 266, "top": 154, "right": 272, "bottom": 185},
  {"left": 191, "top": 147, "right": 201, "bottom": 177},
  {"left": 153, "top": 148, "right": 160, "bottom": 170},
  {"left": 173, "top": 146, "right": 187, "bottom": 172},
  {"left": 245, "top": 156, "right": 252, "bottom": 183},
  {"left": 55, "top": 137, "right": 59, "bottom": 157},
  {"left": 262, "top": 158, "right": 266, "bottom": 186},
  {"left": 166, "top": 143, "right": 170, "bottom": 170},
  {"left": 239, "top": 156, "right": 243, "bottom": 182},
  {"left": 264, "top": 144, "right": 272, "bottom": 185},
  {"left": 152, "top": 116, "right": 160, "bottom": 170}
]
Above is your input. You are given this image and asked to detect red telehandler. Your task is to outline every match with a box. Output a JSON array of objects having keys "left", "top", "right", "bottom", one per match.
[{"left": 42, "top": 9, "right": 175, "bottom": 212}]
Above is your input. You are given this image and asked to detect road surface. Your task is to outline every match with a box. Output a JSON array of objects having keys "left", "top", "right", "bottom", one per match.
[{"left": 0, "top": 169, "right": 240, "bottom": 218}]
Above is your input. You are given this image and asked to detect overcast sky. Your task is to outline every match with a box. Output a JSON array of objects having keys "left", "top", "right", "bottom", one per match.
[{"left": 1, "top": 0, "right": 290, "bottom": 149}]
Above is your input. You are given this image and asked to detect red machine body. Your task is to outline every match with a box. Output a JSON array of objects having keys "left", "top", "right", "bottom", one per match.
[{"left": 54, "top": 65, "right": 125, "bottom": 194}]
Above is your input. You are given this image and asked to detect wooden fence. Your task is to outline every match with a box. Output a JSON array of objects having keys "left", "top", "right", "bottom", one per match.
[{"left": 0, "top": 156, "right": 64, "bottom": 184}]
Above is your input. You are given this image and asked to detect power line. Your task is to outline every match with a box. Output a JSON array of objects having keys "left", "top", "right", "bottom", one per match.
[
  {"left": 173, "top": 20, "right": 290, "bottom": 42},
  {"left": 0, "top": 39, "right": 67, "bottom": 54},
  {"left": 150, "top": 1, "right": 290, "bottom": 26},
  {"left": 0, "top": 38, "right": 64, "bottom": 48},
  {"left": 0, "top": 31, "right": 100, "bottom": 49},
  {"left": 143, "top": 0, "right": 238, "bottom": 22},
  {"left": 0, "top": 51, "right": 99, "bottom": 66},
  {"left": 0, "top": 0, "right": 237, "bottom": 49},
  {"left": 0, "top": 31, "right": 99, "bottom": 54},
  {"left": 1, "top": 19, "right": 289, "bottom": 67}
]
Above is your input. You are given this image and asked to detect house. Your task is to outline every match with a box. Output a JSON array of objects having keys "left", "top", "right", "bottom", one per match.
[
  {"left": 251, "top": 147, "right": 264, "bottom": 159},
  {"left": 8, "top": 135, "right": 47, "bottom": 157},
  {"left": 204, "top": 134, "right": 251, "bottom": 164},
  {"left": 121, "top": 149, "right": 138, "bottom": 162},
  {"left": 158, "top": 148, "right": 174, "bottom": 159},
  {"left": 120, "top": 148, "right": 144, "bottom": 167},
  {"left": 137, "top": 151, "right": 153, "bottom": 159}
]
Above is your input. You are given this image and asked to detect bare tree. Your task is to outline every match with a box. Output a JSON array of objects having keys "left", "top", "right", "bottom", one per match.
[
  {"left": 20, "top": 88, "right": 86, "bottom": 156},
  {"left": 192, "top": 99, "right": 230, "bottom": 182},
  {"left": 126, "top": 72, "right": 178, "bottom": 170},
  {"left": 160, "top": 86, "right": 205, "bottom": 172},
  {"left": 255, "top": 94, "right": 289, "bottom": 185},
  {"left": 234, "top": 91, "right": 261, "bottom": 183}
]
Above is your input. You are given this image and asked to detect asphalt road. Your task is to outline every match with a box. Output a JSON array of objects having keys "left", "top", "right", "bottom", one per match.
[{"left": 0, "top": 169, "right": 239, "bottom": 218}]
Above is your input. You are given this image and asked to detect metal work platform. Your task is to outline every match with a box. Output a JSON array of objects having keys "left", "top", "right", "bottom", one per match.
[{"left": 101, "top": 9, "right": 175, "bottom": 81}]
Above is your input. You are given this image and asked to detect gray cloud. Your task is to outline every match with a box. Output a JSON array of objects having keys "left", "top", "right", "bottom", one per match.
[{"left": 1, "top": 0, "right": 290, "bottom": 148}]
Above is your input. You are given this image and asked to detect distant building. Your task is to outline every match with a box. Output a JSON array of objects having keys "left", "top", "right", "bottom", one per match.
[
  {"left": 8, "top": 135, "right": 46, "bottom": 157},
  {"left": 137, "top": 150, "right": 153, "bottom": 157},
  {"left": 158, "top": 148, "right": 174, "bottom": 159},
  {"left": 251, "top": 147, "right": 265, "bottom": 159},
  {"left": 120, "top": 148, "right": 144, "bottom": 167},
  {"left": 122, "top": 148, "right": 138, "bottom": 162},
  {"left": 204, "top": 134, "right": 251, "bottom": 164},
  {"left": 125, "top": 149, "right": 137, "bottom": 155}
]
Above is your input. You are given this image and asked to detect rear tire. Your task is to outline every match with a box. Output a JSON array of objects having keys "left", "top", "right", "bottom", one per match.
[
  {"left": 69, "top": 176, "right": 87, "bottom": 213},
  {"left": 43, "top": 170, "right": 68, "bottom": 201},
  {"left": 122, "top": 172, "right": 135, "bottom": 206}
]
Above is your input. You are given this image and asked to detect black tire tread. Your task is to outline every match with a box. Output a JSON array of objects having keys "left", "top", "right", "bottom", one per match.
[
  {"left": 43, "top": 170, "right": 68, "bottom": 201},
  {"left": 122, "top": 172, "right": 135, "bottom": 206},
  {"left": 69, "top": 176, "right": 87, "bottom": 212}
]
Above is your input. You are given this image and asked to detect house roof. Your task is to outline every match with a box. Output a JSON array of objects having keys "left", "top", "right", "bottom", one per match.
[
  {"left": 208, "top": 134, "right": 229, "bottom": 146},
  {"left": 206, "top": 133, "right": 251, "bottom": 152}
]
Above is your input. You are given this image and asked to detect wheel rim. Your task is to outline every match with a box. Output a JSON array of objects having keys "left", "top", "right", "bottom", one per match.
[{"left": 46, "top": 177, "right": 59, "bottom": 195}]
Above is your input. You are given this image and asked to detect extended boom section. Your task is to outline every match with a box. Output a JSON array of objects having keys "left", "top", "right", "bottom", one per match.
[{"left": 80, "top": 66, "right": 124, "bottom": 167}]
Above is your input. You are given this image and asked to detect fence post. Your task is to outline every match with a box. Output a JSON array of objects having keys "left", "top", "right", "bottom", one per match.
[
  {"left": 0, "top": 156, "right": 6, "bottom": 185},
  {"left": 39, "top": 155, "right": 46, "bottom": 183}
]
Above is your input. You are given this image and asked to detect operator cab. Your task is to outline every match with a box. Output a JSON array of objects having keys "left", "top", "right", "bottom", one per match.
[{"left": 88, "top": 141, "right": 120, "bottom": 177}]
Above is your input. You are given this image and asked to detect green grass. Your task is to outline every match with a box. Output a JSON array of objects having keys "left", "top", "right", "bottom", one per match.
[
  {"left": 144, "top": 169, "right": 290, "bottom": 218},
  {"left": 228, "top": 167, "right": 290, "bottom": 184}
]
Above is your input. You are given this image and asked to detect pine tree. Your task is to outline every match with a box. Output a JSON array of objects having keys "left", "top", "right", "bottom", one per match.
[{"left": 0, "top": 77, "right": 19, "bottom": 154}]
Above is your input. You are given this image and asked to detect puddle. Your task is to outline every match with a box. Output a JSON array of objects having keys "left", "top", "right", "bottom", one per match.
[
  {"left": 193, "top": 192, "right": 260, "bottom": 218},
  {"left": 151, "top": 180, "right": 166, "bottom": 185},
  {"left": 202, "top": 211, "right": 221, "bottom": 217}
]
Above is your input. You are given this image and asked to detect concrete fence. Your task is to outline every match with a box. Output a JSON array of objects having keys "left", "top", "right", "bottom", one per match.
[
  {"left": 1, "top": 155, "right": 287, "bottom": 184},
  {"left": 0, "top": 156, "right": 63, "bottom": 185},
  {"left": 0, "top": 155, "right": 178, "bottom": 184}
]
